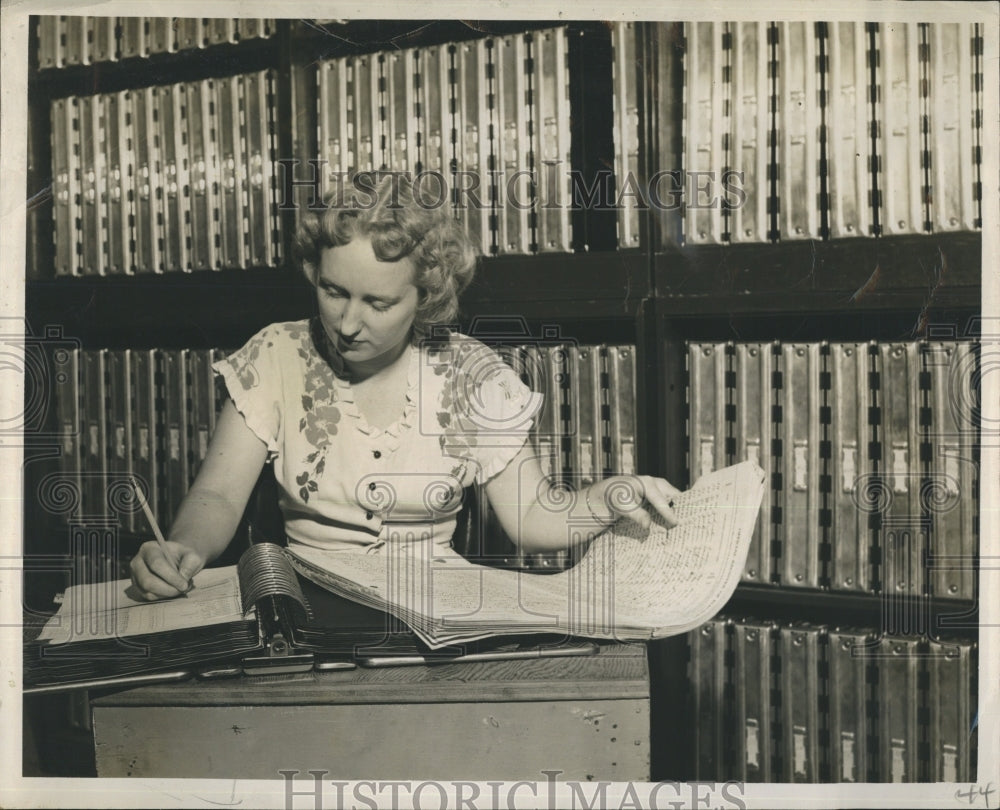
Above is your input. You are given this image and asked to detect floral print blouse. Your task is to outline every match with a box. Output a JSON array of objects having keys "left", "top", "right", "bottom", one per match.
[{"left": 213, "top": 318, "right": 543, "bottom": 552}]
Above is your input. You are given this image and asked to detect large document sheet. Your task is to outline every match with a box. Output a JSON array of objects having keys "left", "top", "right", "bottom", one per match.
[{"left": 289, "top": 460, "right": 767, "bottom": 648}]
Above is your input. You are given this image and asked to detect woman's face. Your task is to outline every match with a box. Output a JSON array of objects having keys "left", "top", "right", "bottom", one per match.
[{"left": 315, "top": 237, "right": 421, "bottom": 369}]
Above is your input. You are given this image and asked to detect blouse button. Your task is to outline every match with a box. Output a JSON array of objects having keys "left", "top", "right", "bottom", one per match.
[
  {"left": 373, "top": 450, "right": 382, "bottom": 459},
  {"left": 365, "top": 511, "right": 373, "bottom": 520},
  {"left": 368, "top": 482, "right": 377, "bottom": 491}
]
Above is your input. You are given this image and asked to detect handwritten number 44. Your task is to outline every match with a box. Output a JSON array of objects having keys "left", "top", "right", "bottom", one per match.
[{"left": 955, "top": 785, "right": 996, "bottom": 807}]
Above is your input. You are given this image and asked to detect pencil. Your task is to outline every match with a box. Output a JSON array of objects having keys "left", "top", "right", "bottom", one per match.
[{"left": 129, "top": 474, "right": 180, "bottom": 575}]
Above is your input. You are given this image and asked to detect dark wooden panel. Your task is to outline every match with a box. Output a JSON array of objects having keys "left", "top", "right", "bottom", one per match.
[
  {"left": 648, "top": 309, "right": 983, "bottom": 344},
  {"left": 25, "top": 249, "right": 649, "bottom": 348},
  {"left": 464, "top": 250, "right": 649, "bottom": 316},
  {"left": 723, "top": 584, "right": 977, "bottom": 638},
  {"left": 568, "top": 22, "right": 618, "bottom": 252},
  {"left": 25, "top": 268, "right": 316, "bottom": 349},
  {"left": 290, "top": 18, "right": 570, "bottom": 60},
  {"left": 29, "top": 32, "right": 282, "bottom": 99},
  {"left": 654, "top": 232, "right": 982, "bottom": 316}
]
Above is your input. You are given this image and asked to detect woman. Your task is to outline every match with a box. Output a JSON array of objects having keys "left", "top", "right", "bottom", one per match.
[{"left": 130, "top": 174, "right": 680, "bottom": 600}]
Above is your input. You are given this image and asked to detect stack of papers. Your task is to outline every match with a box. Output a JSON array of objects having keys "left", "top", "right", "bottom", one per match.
[{"left": 288, "top": 461, "right": 767, "bottom": 649}]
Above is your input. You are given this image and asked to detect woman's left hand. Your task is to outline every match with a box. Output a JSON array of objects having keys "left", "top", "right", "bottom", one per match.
[{"left": 591, "top": 474, "right": 682, "bottom": 531}]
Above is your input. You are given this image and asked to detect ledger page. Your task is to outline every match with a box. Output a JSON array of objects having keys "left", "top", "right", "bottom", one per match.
[{"left": 37, "top": 565, "right": 245, "bottom": 644}]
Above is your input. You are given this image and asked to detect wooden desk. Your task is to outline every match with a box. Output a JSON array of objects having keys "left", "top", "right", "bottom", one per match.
[{"left": 91, "top": 643, "right": 650, "bottom": 780}]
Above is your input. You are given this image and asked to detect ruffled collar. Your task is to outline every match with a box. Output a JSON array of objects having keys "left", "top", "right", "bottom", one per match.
[{"left": 308, "top": 316, "right": 418, "bottom": 451}]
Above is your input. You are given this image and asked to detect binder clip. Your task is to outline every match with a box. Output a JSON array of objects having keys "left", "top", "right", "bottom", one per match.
[
  {"left": 241, "top": 593, "right": 314, "bottom": 675},
  {"left": 242, "top": 629, "right": 315, "bottom": 676}
]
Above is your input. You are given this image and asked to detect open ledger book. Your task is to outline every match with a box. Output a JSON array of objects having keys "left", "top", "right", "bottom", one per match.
[
  {"left": 288, "top": 460, "right": 767, "bottom": 649},
  {"left": 24, "top": 460, "right": 764, "bottom": 688},
  {"left": 24, "top": 543, "right": 406, "bottom": 691}
]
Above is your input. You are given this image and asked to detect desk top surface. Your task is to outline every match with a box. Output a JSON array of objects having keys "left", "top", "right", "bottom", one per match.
[{"left": 91, "top": 642, "right": 649, "bottom": 707}]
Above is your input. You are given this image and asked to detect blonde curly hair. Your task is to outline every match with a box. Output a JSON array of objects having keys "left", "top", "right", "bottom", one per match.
[{"left": 294, "top": 173, "right": 479, "bottom": 339}]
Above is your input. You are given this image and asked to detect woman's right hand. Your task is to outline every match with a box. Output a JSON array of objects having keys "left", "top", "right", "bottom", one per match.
[{"left": 129, "top": 540, "right": 205, "bottom": 601}]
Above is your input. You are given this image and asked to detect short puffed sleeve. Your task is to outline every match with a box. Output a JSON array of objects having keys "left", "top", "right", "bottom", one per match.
[
  {"left": 452, "top": 361, "right": 544, "bottom": 485},
  {"left": 212, "top": 324, "right": 288, "bottom": 458}
]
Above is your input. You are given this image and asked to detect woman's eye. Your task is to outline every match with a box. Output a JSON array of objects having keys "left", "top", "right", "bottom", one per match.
[{"left": 371, "top": 302, "right": 392, "bottom": 313}]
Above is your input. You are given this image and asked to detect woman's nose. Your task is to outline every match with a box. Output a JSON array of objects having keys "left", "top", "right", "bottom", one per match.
[{"left": 339, "top": 299, "right": 363, "bottom": 336}]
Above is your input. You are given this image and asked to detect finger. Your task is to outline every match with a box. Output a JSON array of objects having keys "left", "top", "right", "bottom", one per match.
[
  {"left": 658, "top": 507, "right": 680, "bottom": 529},
  {"left": 130, "top": 556, "right": 177, "bottom": 601},
  {"left": 658, "top": 479, "right": 682, "bottom": 497},
  {"left": 641, "top": 474, "right": 682, "bottom": 500},
  {"left": 175, "top": 548, "right": 204, "bottom": 586},
  {"left": 639, "top": 480, "right": 679, "bottom": 526},
  {"left": 645, "top": 502, "right": 680, "bottom": 530},
  {"left": 626, "top": 505, "right": 653, "bottom": 531},
  {"left": 145, "top": 550, "right": 191, "bottom": 596},
  {"left": 129, "top": 553, "right": 152, "bottom": 587}
]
